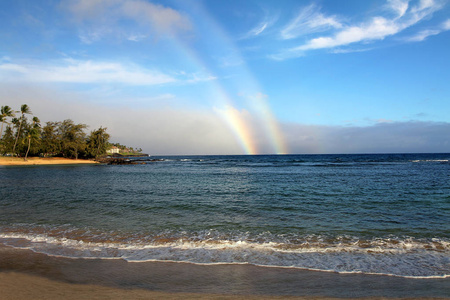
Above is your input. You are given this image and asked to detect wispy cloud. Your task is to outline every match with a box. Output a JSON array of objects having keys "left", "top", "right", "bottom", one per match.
[
  {"left": 63, "top": 0, "right": 192, "bottom": 43},
  {"left": 406, "top": 28, "right": 441, "bottom": 41},
  {"left": 249, "top": 22, "right": 268, "bottom": 36},
  {"left": 273, "top": 0, "right": 446, "bottom": 60},
  {"left": 386, "top": 0, "right": 410, "bottom": 19},
  {"left": 0, "top": 59, "right": 176, "bottom": 85},
  {"left": 184, "top": 72, "right": 217, "bottom": 83},
  {"left": 127, "top": 33, "right": 147, "bottom": 42},
  {"left": 217, "top": 53, "right": 244, "bottom": 67},
  {"left": 405, "top": 18, "right": 450, "bottom": 41},
  {"left": 241, "top": 14, "right": 279, "bottom": 39},
  {"left": 280, "top": 4, "right": 342, "bottom": 40},
  {"left": 0, "top": 59, "right": 217, "bottom": 86}
]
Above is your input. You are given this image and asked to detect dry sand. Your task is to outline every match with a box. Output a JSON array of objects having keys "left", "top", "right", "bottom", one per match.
[{"left": 0, "top": 157, "right": 98, "bottom": 166}]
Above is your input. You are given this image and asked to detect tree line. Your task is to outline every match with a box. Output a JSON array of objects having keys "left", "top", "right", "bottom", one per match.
[{"left": 0, "top": 104, "right": 110, "bottom": 160}]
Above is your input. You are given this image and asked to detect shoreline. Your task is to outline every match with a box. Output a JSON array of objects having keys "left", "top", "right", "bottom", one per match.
[
  {"left": 0, "top": 245, "right": 448, "bottom": 299},
  {"left": 0, "top": 157, "right": 98, "bottom": 166}
]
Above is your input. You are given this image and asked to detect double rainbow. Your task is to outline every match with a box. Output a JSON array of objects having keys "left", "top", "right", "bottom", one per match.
[{"left": 173, "top": 2, "right": 288, "bottom": 155}]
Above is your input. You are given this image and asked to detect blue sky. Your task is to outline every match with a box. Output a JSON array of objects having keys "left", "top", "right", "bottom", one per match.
[{"left": 1, "top": 0, "right": 449, "bottom": 154}]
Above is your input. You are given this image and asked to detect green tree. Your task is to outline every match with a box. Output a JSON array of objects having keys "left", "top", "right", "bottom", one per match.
[
  {"left": 86, "top": 127, "right": 110, "bottom": 159},
  {"left": 41, "top": 121, "right": 61, "bottom": 156},
  {"left": 58, "top": 119, "right": 87, "bottom": 159},
  {"left": 24, "top": 117, "right": 41, "bottom": 161},
  {"left": 0, "top": 105, "right": 15, "bottom": 140},
  {"left": 12, "top": 104, "right": 32, "bottom": 155},
  {"left": 0, "top": 126, "right": 15, "bottom": 155}
]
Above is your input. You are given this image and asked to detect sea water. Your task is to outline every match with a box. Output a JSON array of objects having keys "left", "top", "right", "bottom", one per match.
[{"left": 0, "top": 154, "right": 449, "bottom": 295}]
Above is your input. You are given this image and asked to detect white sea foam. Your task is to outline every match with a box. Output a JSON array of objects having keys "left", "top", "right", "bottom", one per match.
[
  {"left": 411, "top": 159, "right": 449, "bottom": 163},
  {"left": 1, "top": 231, "right": 449, "bottom": 278}
]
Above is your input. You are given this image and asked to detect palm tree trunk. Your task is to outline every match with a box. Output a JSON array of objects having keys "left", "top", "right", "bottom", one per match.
[
  {"left": 24, "top": 136, "right": 31, "bottom": 161},
  {"left": 0, "top": 121, "right": 4, "bottom": 140},
  {"left": 12, "top": 116, "right": 23, "bottom": 155}
]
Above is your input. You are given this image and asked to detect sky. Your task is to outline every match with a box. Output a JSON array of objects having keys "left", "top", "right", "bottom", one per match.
[{"left": 0, "top": 0, "right": 449, "bottom": 155}]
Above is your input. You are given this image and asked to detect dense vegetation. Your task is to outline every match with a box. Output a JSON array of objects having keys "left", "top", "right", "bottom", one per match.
[{"left": 0, "top": 104, "right": 110, "bottom": 160}]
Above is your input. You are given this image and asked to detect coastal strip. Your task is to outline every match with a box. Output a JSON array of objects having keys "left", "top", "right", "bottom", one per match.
[
  {"left": 1, "top": 272, "right": 448, "bottom": 300},
  {"left": 0, "top": 272, "right": 328, "bottom": 300},
  {"left": 0, "top": 157, "right": 98, "bottom": 166},
  {"left": 0, "top": 245, "right": 449, "bottom": 298}
]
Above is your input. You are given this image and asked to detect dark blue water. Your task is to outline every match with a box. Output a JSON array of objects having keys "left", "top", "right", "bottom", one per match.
[{"left": 0, "top": 153, "right": 449, "bottom": 278}]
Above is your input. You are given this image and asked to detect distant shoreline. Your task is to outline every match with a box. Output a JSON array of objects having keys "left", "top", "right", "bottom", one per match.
[{"left": 0, "top": 157, "right": 98, "bottom": 166}]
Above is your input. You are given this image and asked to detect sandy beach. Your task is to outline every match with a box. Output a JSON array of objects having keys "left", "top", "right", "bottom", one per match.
[
  {"left": 0, "top": 272, "right": 308, "bottom": 300},
  {"left": 1, "top": 272, "right": 447, "bottom": 300},
  {"left": 0, "top": 244, "right": 448, "bottom": 299},
  {"left": 0, "top": 157, "right": 98, "bottom": 166}
]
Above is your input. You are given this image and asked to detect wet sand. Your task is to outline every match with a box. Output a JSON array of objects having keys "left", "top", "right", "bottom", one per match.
[
  {"left": 0, "top": 272, "right": 312, "bottom": 300},
  {"left": 0, "top": 157, "right": 98, "bottom": 166},
  {"left": 0, "top": 245, "right": 448, "bottom": 299},
  {"left": 2, "top": 272, "right": 448, "bottom": 300}
]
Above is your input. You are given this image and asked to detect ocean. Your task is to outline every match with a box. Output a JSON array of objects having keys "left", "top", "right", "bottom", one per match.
[{"left": 1, "top": 153, "right": 449, "bottom": 297}]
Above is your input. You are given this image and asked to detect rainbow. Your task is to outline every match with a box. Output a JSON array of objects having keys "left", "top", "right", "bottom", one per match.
[
  {"left": 172, "top": 2, "right": 288, "bottom": 155},
  {"left": 216, "top": 105, "right": 257, "bottom": 155}
]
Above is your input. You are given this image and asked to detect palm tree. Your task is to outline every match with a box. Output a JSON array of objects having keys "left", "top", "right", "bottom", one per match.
[
  {"left": 24, "top": 116, "right": 40, "bottom": 161},
  {"left": 12, "top": 104, "right": 32, "bottom": 155},
  {"left": 0, "top": 105, "right": 15, "bottom": 140}
]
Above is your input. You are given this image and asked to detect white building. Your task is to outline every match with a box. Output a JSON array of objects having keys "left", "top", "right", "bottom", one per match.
[{"left": 106, "top": 146, "right": 120, "bottom": 154}]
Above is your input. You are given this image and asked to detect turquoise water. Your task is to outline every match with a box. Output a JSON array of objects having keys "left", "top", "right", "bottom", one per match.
[{"left": 0, "top": 153, "right": 449, "bottom": 279}]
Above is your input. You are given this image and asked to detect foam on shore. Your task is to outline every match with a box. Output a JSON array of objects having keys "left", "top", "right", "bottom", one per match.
[{"left": 0, "top": 244, "right": 449, "bottom": 298}]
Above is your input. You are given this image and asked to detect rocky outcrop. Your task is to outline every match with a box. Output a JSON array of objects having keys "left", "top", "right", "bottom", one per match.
[{"left": 96, "top": 157, "right": 164, "bottom": 165}]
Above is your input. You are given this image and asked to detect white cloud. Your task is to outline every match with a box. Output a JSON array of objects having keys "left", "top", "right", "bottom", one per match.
[
  {"left": 241, "top": 13, "right": 279, "bottom": 40},
  {"left": 63, "top": 0, "right": 191, "bottom": 42},
  {"left": 299, "top": 16, "right": 400, "bottom": 50},
  {"left": 184, "top": 72, "right": 217, "bottom": 83},
  {"left": 0, "top": 59, "right": 176, "bottom": 85},
  {"left": 406, "top": 28, "right": 441, "bottom": 41},
  {"left": 0, "top": 59, "right": 217, "bottom": 86},
  {"left": 280, "top": 4, "right": 342, "bottom": 40},
  {"left": 386, "top": 0, "right": 410, "bottom": 19},
  {"left": 65, "top": 0, "right": 113, "bottom": 21},
  {"left": 127, "top": 34, "right": 147, "bottom": 42},
  {"left": 274, "top": 0, "right": 445, "bottom": 59},
  {"left": 331, "top": 47, "right": 374, "bottom": 54},
  {"left": 405, "top": 18, "right": 450, "bottom": 41},
  {"left": 121, "top": 0, "right": 191, "bottom": 33},
  {"left": 443, "top": 18, "right": 450, "bottom": 29},
  {"left": 250, "top": 22, "right": 268, "bottom": 36}
]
